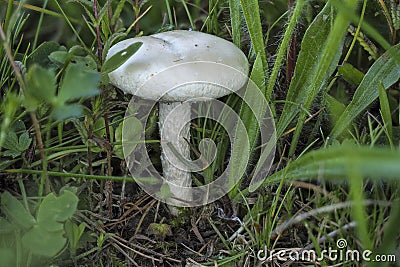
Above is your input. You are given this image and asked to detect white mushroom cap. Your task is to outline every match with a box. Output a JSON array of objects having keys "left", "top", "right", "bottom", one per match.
[{"left": 107, "top": 30, "right": 249, "bottom": 102}]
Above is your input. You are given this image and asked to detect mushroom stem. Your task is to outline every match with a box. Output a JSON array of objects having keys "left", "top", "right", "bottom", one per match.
[{"left": 158, "top": 102, "right": 192, "bottom": 213}]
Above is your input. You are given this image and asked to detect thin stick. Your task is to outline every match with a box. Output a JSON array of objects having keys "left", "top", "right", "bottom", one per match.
[{"left": 93, "top": 0, "right": 103, "bottom": 63}]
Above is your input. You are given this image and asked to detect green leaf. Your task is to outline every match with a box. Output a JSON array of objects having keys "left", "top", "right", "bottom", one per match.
[
  {"left": 11, "top": 120, "right": 26, "bottom": 132},
  {"left": 102, "top": 32, "right": 127, "bottom": 61},
  {"left": 58, "top": 63, "right": 100, "bottom": 103},
  {"left": 376, "top": 200, "right": 400, "bottom": 266},
  {"left": 2, "top": 131, "right": 32, "bottom": 158},
  {"left": 96, "top": 0, "right": 113, "bottom": 28},
  {"left": 48, "top": 50, "right": 68, "bottom": 65},
  {"left": 49, "top": 48, "right": 97, "bottom": 71},
  {"left": 1, "top": 192, "right": 36, "bottom": 230},
  {"left": 0, "top": 217, "right": 17, "bottom": 234},
  {"left": 52, "top": 104, "right": 84, "bottom": 121},
  {"left": 0, "top": 248, "right": 15, "bottom": 267},
  {"left": 240, "top": 0, "right": 267, "bottom": 69},
  {"left": 3, "top": 150, "right": 21, "bottom": 158},
  {"left": 330, "top": 43, "right": 400, "bottom": 139},
  {"left": 0, "top": 159, "right": 17, "bottom": 170},
  {"left": 276, "top": 4, "right": 336, "bottom": 137},
  {"left": 68, "top": 45, "right": 87, "bottom": 57},
  {"left": 110, "top": 0, "right": 127, "bottom": 28},
  {"left": 65, "top": 221, "right": 86, "bottom": 252},
  {"left": 27, "top": 41, "right": 63, "bottom": 68},
  {"left": 93, "top": 117, "right": 106, "bottom": 138},
  {"left": 0, "top": 92, "right": 20, "bottom": 150},
  {"left": 326, "top": 93, "right": 346, "bottom": 127},
  {"left": 238, "top": 54, "right": 264, "bottom": 158},
  {"left": 101, "top": 42, "right": 143, "bottom": 74},
  {"left": 22, "top": 224, "right": 66, "bottom": 257},
  {"left": 116, "top": 116, "right": 143, "bottom": 159},
  {"left": 338, "top": 63, "right": 365, "bottom": 86},
  {"left": 37, "top": 191, "right": 78, "bottom": 232},
  {"left": 26, "top": 64, "right": 57, "bottom": 103},
  {"left": 228, "top": 0, "right": 242, "bottom": 48},
  {"left": 259, "top": 145, "right": 400, "bottom": 188},
  {"left": 265, "top": 0, "right": 307, "bottom": 99},
  {"left": 18, "top": 132, "right": 32, "bottom": 151},
  {"left": 75, "top": 55, "right": 98, "bottom": 71},
  {"left": 278, "top": 1, "right": 357, "bottom": 155},
  {"left": 2, "top": 132, "right": 18, "bottom": 151},
  {"left": 379, "top": 83, "right": 393, "bottom": 145},
  {"left": 157, "top": 184, "right": 173, "bottom": 200},
  {"left": 72, "top": 119, "right": 89, "bottom": 142}
]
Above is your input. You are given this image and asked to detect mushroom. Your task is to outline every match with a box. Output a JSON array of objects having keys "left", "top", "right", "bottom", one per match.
[{"left": 107, "top": 30, "right": 249, "bottom": 213}]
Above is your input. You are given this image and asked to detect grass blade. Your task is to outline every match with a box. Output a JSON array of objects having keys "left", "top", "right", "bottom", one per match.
[
  {"left": 228, "top": 0, "right": 242, "bottom": 48},
  {"left": 287, "top": 0, "right": 359, "bottom": 155},
  {"left": 265, "top": 0, "right": 306, "bottom": 100},
  {"left": 276, "top": 3, "right": 337, "bottom": 137},
  {"left": 263, "top": 145, "right": 400, "bottom": 186},
  {"left": 379, "top": 83, "right": 393, "bottom": 147},
  {"left": 330, "top": 43, "right": 400, "bottom": 139},
  {"left": 239, "top": 53, "right": 265, "bottom": 154},
  {"left": 240, "top": 0, "right": 267, "bottom": 72}
]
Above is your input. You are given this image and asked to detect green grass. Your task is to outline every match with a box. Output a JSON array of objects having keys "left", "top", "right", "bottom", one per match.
[{"left": 0, "top": 0, "right": 400, "bottom": 266}]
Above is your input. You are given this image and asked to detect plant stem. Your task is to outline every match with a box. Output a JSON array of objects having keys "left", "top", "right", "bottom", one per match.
[
  {"left": 135, "top": 0, "right": 140, "bottom": 34},
  {"left": 4, "top": 0, "right": 14, "bottom": 31},
  {"left": 87, "top": 117, "right": 93, "bottom": 175},
  {"left": 93, "top": 1, "right": 113, "bottom": 213},
  {"left": 31, "top": 112, "right": 48, "bottom": 197},
  {"left": 6, "top": 169, "right": 136, "bottom": 182},
  {"left": 32, "top": 0, "right": 48, "bottom": 51},
  {"left": 0, "top": 25, "right": 48, "bottom": 197},
  {"left": 93, "top": 0, "right": 103, "bottom": 62}
]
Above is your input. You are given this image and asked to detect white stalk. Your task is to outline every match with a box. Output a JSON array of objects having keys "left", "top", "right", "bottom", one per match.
[{"left": 158, "top": 102, "right": 192, "bottom": 213}]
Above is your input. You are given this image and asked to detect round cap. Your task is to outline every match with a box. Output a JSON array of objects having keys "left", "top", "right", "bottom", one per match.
[{"left": 107, "top": 30, "right": 249, "bottom": 102}]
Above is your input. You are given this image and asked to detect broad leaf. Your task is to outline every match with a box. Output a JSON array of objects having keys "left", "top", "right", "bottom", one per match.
[
  {"left": 37, "top": 191, "right": 78, "bottom": 232},
  {"left": 52, "top": 103, "right": 83, "bottom": 121},
  {"left": 279, "top": 1, "right": 356, "bottom": 155},
  {"left": 262, "top": 145, "right": 400, "bottom": 187},
  {"left": 117, "top": 115, "right": 143, "bottom": 159},
  {"left": 238, "top": 54, "right": 264, "bottom": 157},
  {"left": 0, "top": 248, "right": 15, "bottom": 267},
  {"left": 27, "top": 42, "right": 64, "bottom": 68},
  {"left": 379, "top": 84, "right": 393, "bottom": 145},
  {"left": 276, "top": 4, "right": 336, "bottom": 137},
  {"left": 1, "top": 192, "right": 36, "bottom": 230},
  {"left": 18, "top": 132, "right": 31, "bottom": 151},
  {"left": 330, "top": 43, "right": 400, "bottom": 139},
  {"left": 49, "top": 46, "right": 98, "bottom": 71},
  {"left": 48, "top": 50, "right": 68, "bottom": 65},
  {"left": 0, "top": 217, "right": 17, "bottom": 234},
  {"left": 230, "top": 144, "right": 400, "bottom": 208},
  {"left": 26, "top": 64, "right": 57, "bottom": 103},
  {"left": 22, "top": 225, "right": 66, "bottom": 257},
  {"left": 338, "top": 63, "right": 365, "bottom": 86},
  {"left": 58, "top": 63, "right": 100, "bottom": 103},
  {"left": 102, "top": 42, "right": 143, "bottom": 74},
  {"left": 228, "top": 0, "right": 241, "bottom": 47},
  {"left": 2, "top": 132, "right": 18, "bottom": 152},
  {"left": 240, "top": 0, "right": 267, "bottom": 69}
]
